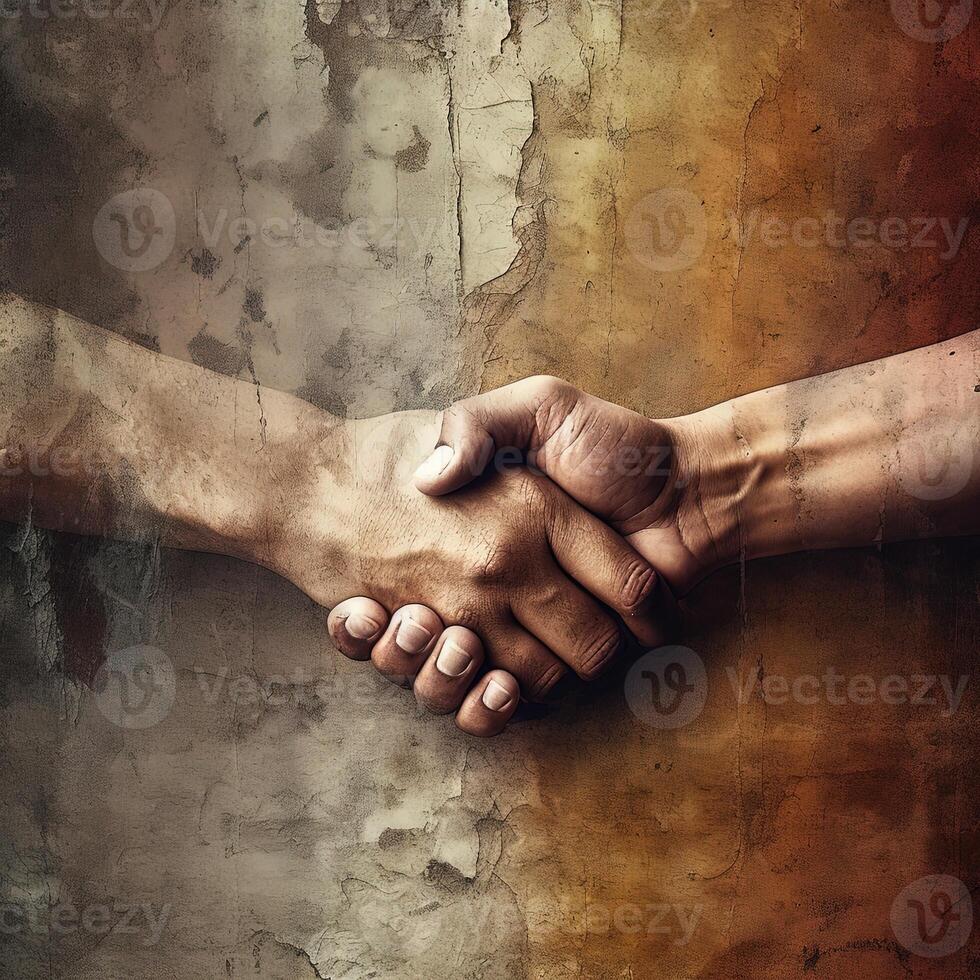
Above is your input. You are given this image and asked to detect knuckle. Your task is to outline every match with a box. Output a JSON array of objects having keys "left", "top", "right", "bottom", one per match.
[
  {"left": 479, "top": 544, "right": 512, "bottom": 582},
  {"left": 576, "top": 623, "right": 623, "bottom": 679},
  {"left": 530, "top": 578, "right": 564, "bottom": 611},
  {"left": 461, "top": 540, "right": 513, "bottom": 586},
  {"left": 441, "top": 401, "right": 473, "bottom": 434},
  {"left": 514, "top": 471, "right": 553, "bottom": 517},
  {"left": 442, "top": 600, "right": 480, "bottom": 630},
  {"left": 617, "top": 559, "right": 658, "bottom": 614},
  {"left": 521, "top": 374, "right": 566, "bottom": 404},
  {"left": 495, "top": 466, "right": 555, "bottom": 522},
  {"left": 441, "top": 403, "right": 463, "bottom": 424}
]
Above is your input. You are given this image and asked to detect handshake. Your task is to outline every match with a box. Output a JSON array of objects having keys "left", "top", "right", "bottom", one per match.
[
  {"left": 2, "top": 295, "right": 975, "bottom": 739},
  {"left": 319, "top": 378, "right": 706, "bottom": 738},
  {"left": 287, "top": 328, "right": 972, "bottom": 738}
]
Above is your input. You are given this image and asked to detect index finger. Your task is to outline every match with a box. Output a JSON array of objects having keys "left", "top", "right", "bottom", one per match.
[{"left": 546, "top": 495, "right": 680, "bottom": 647}]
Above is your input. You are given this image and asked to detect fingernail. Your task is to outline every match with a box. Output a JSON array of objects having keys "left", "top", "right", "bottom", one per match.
[
  {"left": 395, "top": 615, "right": 432, "bottom": 654},
  {"left": 435, "top": 640, "right": 471, "bottom": 677},
  {"left": 414, "top": 444, "right": 454, "bottom": 484},
  {"left": 482, "top": 679, "right": 514, "bottom": 711},
  {"left": 345, "top": 613, "right": 381, "bottom": 639}
]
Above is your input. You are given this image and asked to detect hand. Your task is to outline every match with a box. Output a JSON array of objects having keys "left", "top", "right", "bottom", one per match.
[
  {"left": 0, "top": 300, "right": 666, "bottom": 731},
  {"left": 267, "top": 410, "right": 669, "bottom": 703},
  {"left": 326, "top": 597, "right": 520, "bottom": 738},
  {"left": 412, "top": 376, "right": 739, "bottom": 601}
]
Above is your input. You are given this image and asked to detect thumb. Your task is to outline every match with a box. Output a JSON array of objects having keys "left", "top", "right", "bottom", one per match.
[{"left": 413, "top": 376, "right": 561, "bottom": 495}]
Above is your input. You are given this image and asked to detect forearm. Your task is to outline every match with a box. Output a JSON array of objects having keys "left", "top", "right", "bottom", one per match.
[
  {"left": 684, "top": 330, "right": 979, "bottom": 566},
  {"left": 0, "top": 293, "right": 339, "bottom": 568}
]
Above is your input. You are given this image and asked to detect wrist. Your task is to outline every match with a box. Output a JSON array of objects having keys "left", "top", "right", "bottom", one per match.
[
  {"left": 663, "top": 392, "right": 796, "bottom": 578},
  {"left": 259, "top": 407, "right": 441, "bottom": 610},
  {"left": 254, "top": 404, "right": 357, "bottom": 594},
  {"left": 159, "top": 390, "right": 346, "bottom": 578}
]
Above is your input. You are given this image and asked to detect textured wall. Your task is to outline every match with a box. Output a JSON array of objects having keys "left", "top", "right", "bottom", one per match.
[{"left": 1, "top": 1, "right": 978, "bottom": 977}]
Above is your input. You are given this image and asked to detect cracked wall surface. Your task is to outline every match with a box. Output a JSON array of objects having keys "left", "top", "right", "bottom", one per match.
[{"left": 1, "top": 0, "right": 979, "bottom": 978}]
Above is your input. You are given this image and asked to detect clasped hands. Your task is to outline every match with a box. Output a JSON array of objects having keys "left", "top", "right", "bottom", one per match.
[
  {"left": 3, "top": 298, "right": 970, "bottom": 737},
  {"left": 275, "top": 377, "right": 736, "bottom": 739}
]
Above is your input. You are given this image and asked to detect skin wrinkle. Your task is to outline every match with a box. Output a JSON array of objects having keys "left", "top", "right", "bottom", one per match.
[
  {"left": 528, "top": 658, "right": 566, "bottom": 699},
  {"left": 619, "top": 562, "right": 657, "bottom": 613},
  {"left": 529, "top": 383, "right": 576, "bottom": 452},
  {"left": 605, "top": 476, "right": 661, "bottom": 528},
  {"left": 545, "top": 415, "right": 615, "bottom": 480},
  {"left": 731, "top": 412, "right": 753, "bottom": 617},
  {"left": 574, "top": 629, "right": 620, "bottom": 678}
]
